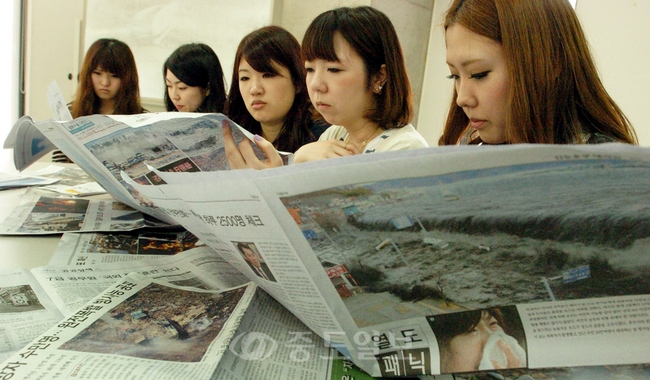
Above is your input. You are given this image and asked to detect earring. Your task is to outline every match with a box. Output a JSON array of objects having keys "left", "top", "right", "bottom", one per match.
[{"left": 375, "top": 85, "right": 383, "bottom": 94}]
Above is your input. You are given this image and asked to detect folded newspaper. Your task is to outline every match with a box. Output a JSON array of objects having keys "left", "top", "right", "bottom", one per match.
[{"left": 16, "top": 113, "right": 650, "bottom": 377}]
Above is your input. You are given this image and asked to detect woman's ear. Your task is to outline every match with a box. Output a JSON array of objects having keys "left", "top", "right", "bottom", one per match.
[{"left": 372, "top": 64, "right": 387, "bottom": 94}]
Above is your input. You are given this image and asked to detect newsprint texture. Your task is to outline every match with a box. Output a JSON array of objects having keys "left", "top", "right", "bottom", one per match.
[{"left": 1, "top": 113, "right": 648, "bottom": 378}]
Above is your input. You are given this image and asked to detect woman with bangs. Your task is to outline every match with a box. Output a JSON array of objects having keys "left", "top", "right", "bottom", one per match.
[
  {"left": 223, "top": 7, "right": 427, "bottom": 169},
  {"left": 55, "top": 38, "right": 144, "bottom": 162},
  {"left": 70, "top": 38, "right": 145, "bottom": 118},
  {"left": 440, "top": 0, "right": 637, "bottom": 145},
  {"left": 293, "top": 6, "right": 428, "bottom": 163},
  {"left": 225, "top": 26, "right": 327, "bottom": 153}
]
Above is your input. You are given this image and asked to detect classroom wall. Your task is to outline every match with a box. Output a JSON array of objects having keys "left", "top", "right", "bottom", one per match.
[
  {"left": 13, "top": 0, "right": 650, "bottom": 147},
  {"left": 416, "top": 0, "right": 650, "bottom": 146}
]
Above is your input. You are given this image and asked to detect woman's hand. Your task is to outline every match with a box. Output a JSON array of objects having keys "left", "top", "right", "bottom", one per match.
[
  {"left": 491, "top": 339, "right": 523, "bottom": 369},
  {"left": 293, "top": 140, "right": 360, "bottom": 163},
  {"left": 222, "top": 120, "right": 284, "bottom": 170}
]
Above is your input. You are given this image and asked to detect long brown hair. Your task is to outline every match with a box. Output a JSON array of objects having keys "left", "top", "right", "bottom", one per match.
[
  {"left": 71, "top": 38, "right": 143, "bottom": 117},
  {"left": 439, "top": 0, "right": 637, "bottom": 145},
  {"left": 226, "top": 26, "right": 316, "bottom": 153},
  {"left": 302, "top": 6, "right": 413, "bottom": 130}
]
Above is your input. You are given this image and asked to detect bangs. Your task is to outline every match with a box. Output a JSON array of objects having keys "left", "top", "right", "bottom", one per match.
[
  {"left": 92, "top": 48, "right": 126, "bottom": 77},
  {"left": 302, "top": 14, "right": 340, "bottom": 62},
  {"left": 243, "top": 48, "right": 281, "bottom": 76}
]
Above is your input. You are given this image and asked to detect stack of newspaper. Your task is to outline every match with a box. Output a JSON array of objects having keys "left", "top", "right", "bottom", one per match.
[{"left": 1, "top": 111, "right": 649, "bottom": 379}]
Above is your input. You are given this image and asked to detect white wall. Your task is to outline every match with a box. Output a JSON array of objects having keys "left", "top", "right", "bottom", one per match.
[
  {"left": 575, "top": 0, "right": 650, "bottom": 145},
  {"left": 417, "top": 0, "right": 650, "bottom": 146}
]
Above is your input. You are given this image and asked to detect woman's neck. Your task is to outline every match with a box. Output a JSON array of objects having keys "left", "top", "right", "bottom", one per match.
[
  {"left": 260, "top": 120, "right": 284, "bottom": 144},
  {"left": 344, "top": 120, "right": 382, "bottom": 148},
  {"left": 99, "top": 99, "right": 116, "bottom": 115}
]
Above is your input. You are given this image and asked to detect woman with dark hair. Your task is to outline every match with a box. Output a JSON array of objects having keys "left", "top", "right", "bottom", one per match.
[
  {"left": 223, "top": 7, "right": 427, "bottom": 169},
  {"left": 430, "top": 308, "right": 526, "bottom": 373},
  {"left": 293, "top": 6, "right": 428, "bottom": 163},
  {"left": 70, "top": 38, "right": 144, "bottom": 117},
  {"left": 440, "top": 0, "right": 637, "bottom": 145},
  {"left": 163, "top": 43, "right": 227, "bottom": 113},
  {"left": 226, "top": 26, "right": 326, "bottom": 153}
]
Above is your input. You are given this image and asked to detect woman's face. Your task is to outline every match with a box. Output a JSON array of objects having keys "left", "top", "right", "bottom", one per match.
[
  {"left": 305, "top": 33, "right": 376, "bottom": 130},
  {"left": 445, "top": 24, "right": 509, "bottom": 144},
  {"left": 238, "top": 58, "right": 296, "bottom": 131},
  {"left": 165, "top": 69, "right": 208, "bottom": 112},
  {"left": 443, "top": 311, "right": 503, "bottom": 372},
  {"left": 91, "top": 66, "right": 121, "bottom": 101}
]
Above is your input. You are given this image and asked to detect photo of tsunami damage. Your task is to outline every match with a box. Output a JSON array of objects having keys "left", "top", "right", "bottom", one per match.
[
  {"left": 282, "top": 158, "right": 650, "bottom": 327},
  {"left": 60, "top": 284, "right": 247, "bottom": 361}
]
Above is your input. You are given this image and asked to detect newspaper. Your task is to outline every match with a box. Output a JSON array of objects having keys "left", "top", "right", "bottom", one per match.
[
  {"left": 0, "top": 189, "right": 167, "bottom": 235},
  {"left": 17, "top": 110, "right": 650, "bottom": 376},
  {"left": 3, "top": 115, "right": 57, "bottom": 171},
  {"left": 1, "top": 247, "right": 379, "bottom": 380},
  {"left": 0, "top": 273, "right": 256, "bottom": 380},
  {"left": 29, "top": 112, "right": 267, "bottom": 226},
  {"left": 48, "top": 230, "right": 205, "bottom": 266},
  {"left": 33, "top": 165, "right": 107, "bottom": 197},
  {"left": 122, "top": 143, "right": 650, "bottom": 377},
  {"left": 0, "top": 172, "right": 59, "bottom": 190},
  {"left": 0, "top": 269, "right": 65, "bottom": 363}
]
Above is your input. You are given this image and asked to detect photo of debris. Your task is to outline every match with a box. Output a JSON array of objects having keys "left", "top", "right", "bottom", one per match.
[
  {"left": 87, "top": 230, "right": 201, "bottom": 255},
  {"left": 60, "top": 283, "right": 247, "bottom": 361}
]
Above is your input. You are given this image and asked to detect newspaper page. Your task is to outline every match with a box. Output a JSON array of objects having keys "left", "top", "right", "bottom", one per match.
[
  {"left": 0, "top": 273, "right": 256, "bottom": 380},
  {"left": 4, "top": 115, "right": 56, "bottom": 171},
  {"left": 31, "top": 113, "right": 264, "bottom": 226},
  {"left": 31, "top": 246, "right": 250, "bottom": 316},
  {"left": 48, "top": 230, "right": 204, "bottom": 266},
  {"left": 0, "top": 172, "right": 59, "bottom": 190},
  {"left": 129, "top": 143, "right": 650, "bottom": 376},
  {"left": 0, "top": 190, "right": 162, "bottom": 235},
  {"left": 211, "top": 287, "right": 371, "bottom": 380},
  {"left": 122, "top": 169, "right": 355, "bottom": 359},
  {"left": 0, "top": 269, "right": 64, "bottom": 363},
  {"left": 32, "top": 165, "right": 107, "bottom": 197}
]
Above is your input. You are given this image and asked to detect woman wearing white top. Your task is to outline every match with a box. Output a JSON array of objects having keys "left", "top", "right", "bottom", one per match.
[{"left": 223, "top": 6, "right": 428, "bottom": 169}]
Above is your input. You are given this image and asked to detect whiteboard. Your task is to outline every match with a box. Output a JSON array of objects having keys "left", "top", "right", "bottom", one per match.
[{"left": 84, "top": 0, "right": 274, "bottom": 99}]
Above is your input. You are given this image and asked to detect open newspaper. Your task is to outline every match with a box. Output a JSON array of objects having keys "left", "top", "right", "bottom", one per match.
[
  {"left": 24, "top": 113, "right": 650, "bottom": 376},
  {"left": 121, "top": 143, "right": 650, "bottom": 377},
  {"left": 24, "top": 112, "right": 266, "bottom": 226},
  {"left": 0, "top": 246, "right": 379, "bottom": 380}
]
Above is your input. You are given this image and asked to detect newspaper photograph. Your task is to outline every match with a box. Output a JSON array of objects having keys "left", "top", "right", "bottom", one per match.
[
  {"left": 32, "top": 246, "right": 249, "bottom": 316},
  {"left": 29, "top": 113, "right": 269, "bottom": 225},
  {"left": 128, "top": 143, "right": 650, "bottom": 376},
  {"left": 48, "top": 230, "right": 203, "bottom": 266},
  {"left": 0, "top": 273, "right": 256, "bottom": 380},
  {"left": 0, "top": 190, "right": 163, "bottom": 235},
  {"left": 0, "top": 269, "right": 64, "bottom": 363},
  {"left": 123, "top": 170, "right": 349, "bottom": 346}
]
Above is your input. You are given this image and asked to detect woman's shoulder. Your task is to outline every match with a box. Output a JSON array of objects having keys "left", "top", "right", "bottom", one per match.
[
  {"left": 366, "top": 124, "right": 429, "bottom": 153},
  {"left": 318, "top": 125, "right": 348, "bottom": 141}
]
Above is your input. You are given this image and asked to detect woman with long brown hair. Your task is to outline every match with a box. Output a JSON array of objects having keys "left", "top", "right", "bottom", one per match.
[
  {"left": 440, "top": 0, "right": 637, "bottom": 145},
  {"left": 70, "top": 38, "right": 144, "bottom": 117}
]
